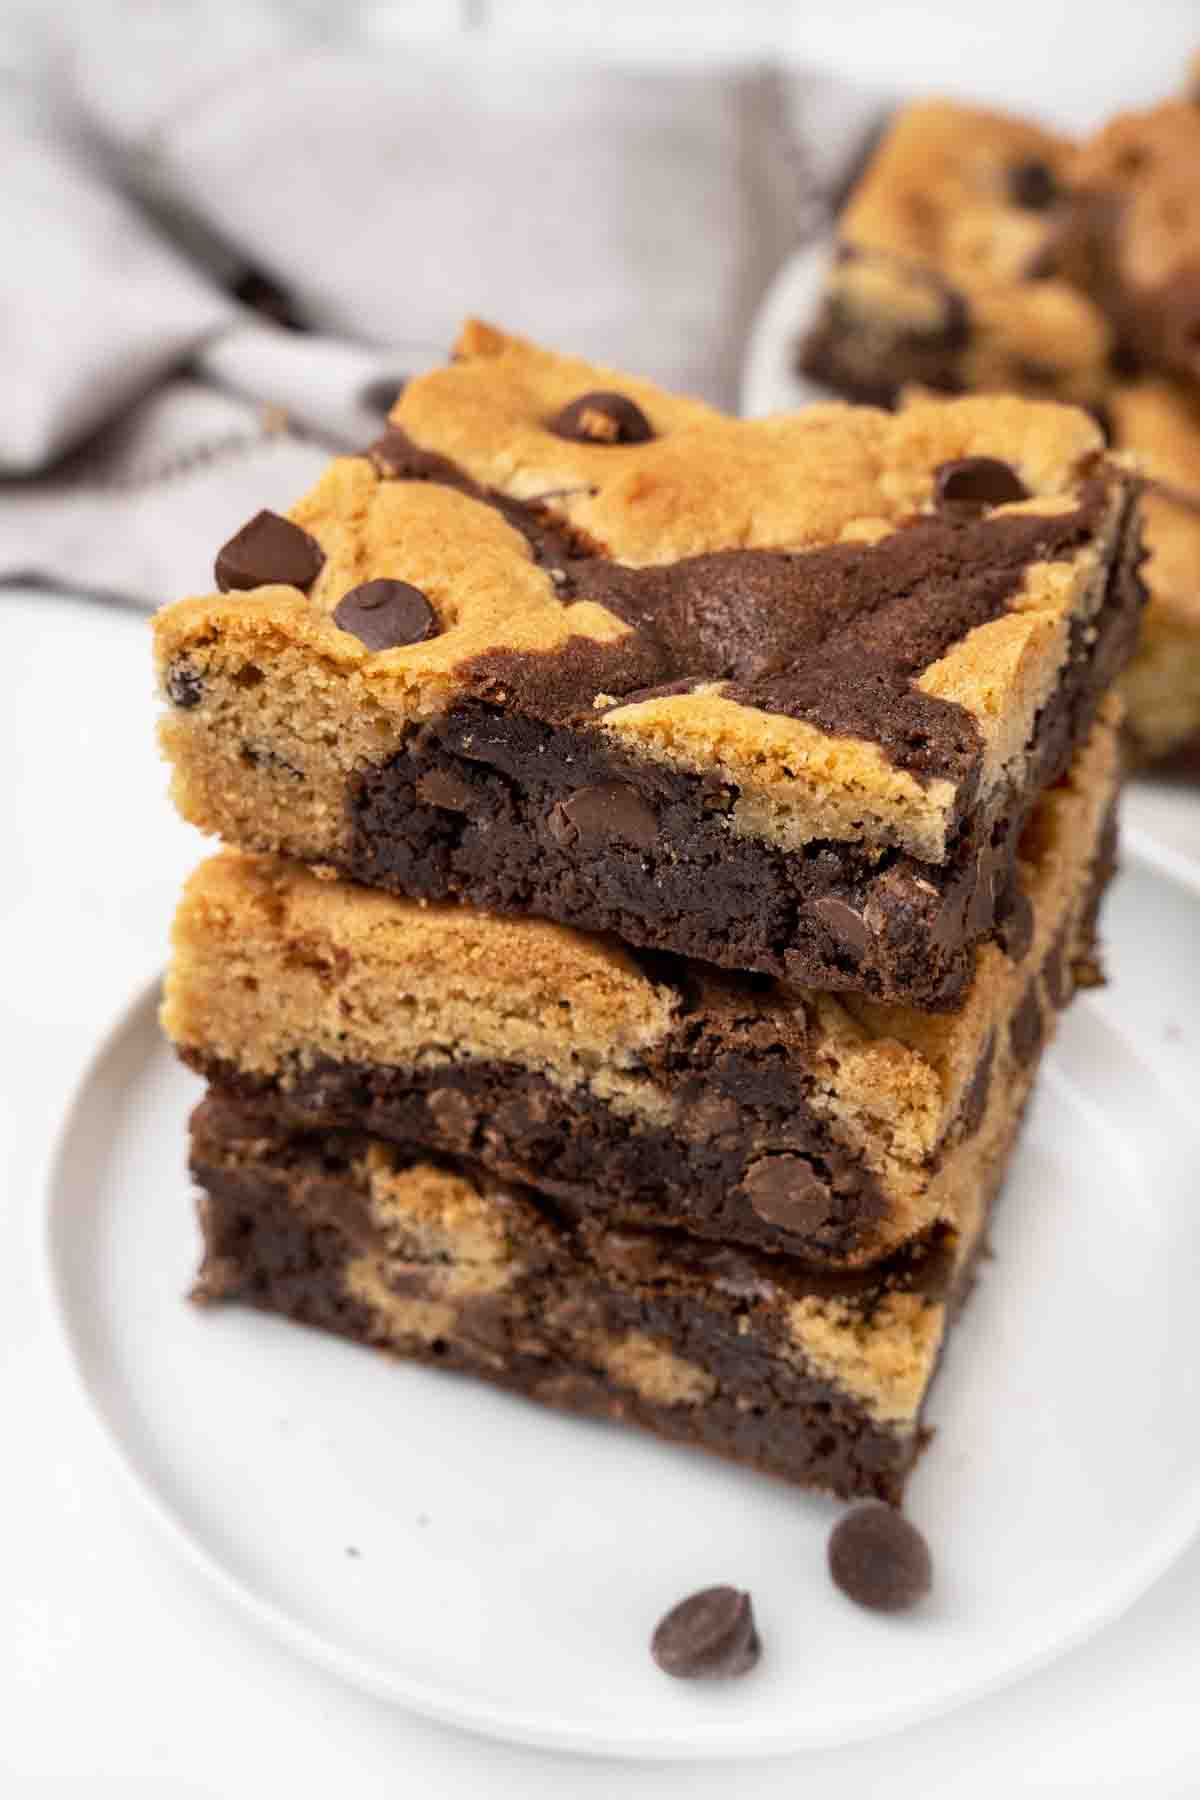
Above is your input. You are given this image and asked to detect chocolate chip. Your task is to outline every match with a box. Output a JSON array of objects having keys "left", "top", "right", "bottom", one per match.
[
  {"left": 958, "top": 1031, "right": 995, "bottom": 1139},
  {"left": 934, "top": 459, "right": 1029, "bottom": 515},
  {"left": 415, "top": 768, "right": 475, "bottom": 811},
  {"left": 809, "top": 895, "right": 871, "bottom": 959},
  {"left": 165, "top": 657, "right": 204, "bottom": 709},
  {"left": 1010, "top": 980, "right": 1044, "bottom": 1065},
  {"left": 995, "top": 878, "right": 1035, "bottom": 962},
  {"left": 333, "top": 579, "right": 437, "bottom": 651},
  {"left": 1042, "top": 922, "right": 1075, "bottom": 1009},
  {"left": 546, "top": 782, "right": 658, "bottom": 851},
  {"left": 651, "top": 1586, "right": 761, "bottom": 1680},
  {"left": 741, "top": 1155, "right": 833, "bottom": 1237},
  {"left": 360, "top": 375, "right": 408, "bottom": 418},
  {"left": 215, "top": 509, "right": 325, "bottom": 593},
  {"left": 828, "top": 1505, "right": 932, "bottom": 1613},
  {"left": 549, "top": 391, "right": 654, "bottom": 445},
  {"left": 1007, "top": 158, "right": 1058, "bottom": 211}
]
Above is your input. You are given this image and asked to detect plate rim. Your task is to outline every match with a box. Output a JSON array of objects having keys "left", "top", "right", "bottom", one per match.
[{"left": 41, "top": 847, "right": 1200, "bottom": 1760}]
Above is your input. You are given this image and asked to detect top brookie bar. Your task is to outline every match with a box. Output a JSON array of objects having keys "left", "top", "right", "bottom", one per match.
[{"left": 155, "top": 322, "right": 1143, "bottom": 1008}]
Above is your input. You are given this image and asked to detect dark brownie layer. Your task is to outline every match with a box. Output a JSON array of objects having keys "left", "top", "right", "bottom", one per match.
[
  {"left": 189, "top": 1102, "right": 983, "bottom": 1502},
  {"left": 335, "top": 484, "right": 1138, "bottom": 1006},
  {"left": 184, "top": 1030, "right": 892, "bottom": 1265}
]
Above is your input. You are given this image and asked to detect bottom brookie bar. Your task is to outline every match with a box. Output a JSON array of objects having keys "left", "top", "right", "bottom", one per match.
[{"left": 186, "top": 793, "right": 1110, "bottom": 1505}]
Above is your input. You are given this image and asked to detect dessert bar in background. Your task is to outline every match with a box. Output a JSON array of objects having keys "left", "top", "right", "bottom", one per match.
[
  {"left": 164, "top": 703, "right": 1119, "bottom": 1270},
  {"left": 155, "top": 324, "right": 1143, "bottom": 1007},
  {"left": 799, "top": 81, "right": 1200, "bottom": 765},
  {"left": 800, "top": 101, "right": 1112, "bottom": 409},
  {"left": 1107, "top": 381, "right": 1200, "bottom": 762}
]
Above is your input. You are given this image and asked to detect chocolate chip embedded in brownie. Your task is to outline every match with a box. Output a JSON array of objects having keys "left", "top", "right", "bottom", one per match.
[
  {"left": 1106, "top": 379, "right": 1200, "bottom": 762},
  {"left": 155, "top": 323, "right": 1142, "bottom": 1007},
  {"left": 1058, "top": 100, "right": 1200, "bottom": 389},
  {"left": 187, "top": 1069, "right": 1003, "bottom": 1504},
  {"left": 163, "top": 698, "right": 1120, "bottom": 1268},
  {"left": 799, "top": 102, "right": 1114, "bottom": 409}
]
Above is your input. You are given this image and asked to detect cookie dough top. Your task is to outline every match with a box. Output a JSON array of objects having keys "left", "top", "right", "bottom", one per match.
[
  {"left": 157, "top": 324, "right": 1123, "bottom": 863},
  {"left": 841, "top": 100, "right": 1073, "bottom": 284}
]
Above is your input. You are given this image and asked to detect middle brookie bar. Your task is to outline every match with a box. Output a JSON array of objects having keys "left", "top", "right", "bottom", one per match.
[{"left": 164, "top": 698, "right": 1119, "bottom": 1269}]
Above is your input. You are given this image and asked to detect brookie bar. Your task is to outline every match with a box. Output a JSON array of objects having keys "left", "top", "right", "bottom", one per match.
[
  {"left": 164, "top": 700, "right": 1119, "bottom": 1268},
  {"left": 798, "top": 102, "right": 1114, "bottom": 410},
  {"left": 189, "top": 1073, "right": 1004, "bottom": 1506},
  {"left": 155, "top": 323, "right": 1142, "bottom": 1007}
]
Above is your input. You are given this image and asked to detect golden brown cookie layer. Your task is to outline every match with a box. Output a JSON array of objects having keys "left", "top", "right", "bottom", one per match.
[{"left": 165, "top": 698, "right": 1119, "bottom": 1267}]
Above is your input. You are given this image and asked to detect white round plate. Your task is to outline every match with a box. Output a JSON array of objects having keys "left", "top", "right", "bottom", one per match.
[
  {"left": 45, "top": 854, "right": 1200, "bottom": 1760},
  {"left": 741, "top": 237, "right": 840, "bottom": 420}
]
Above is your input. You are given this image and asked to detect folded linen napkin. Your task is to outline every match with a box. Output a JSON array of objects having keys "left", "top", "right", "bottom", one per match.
[{"left": 0, "top": 8, "right": 880, "bottom": 606}]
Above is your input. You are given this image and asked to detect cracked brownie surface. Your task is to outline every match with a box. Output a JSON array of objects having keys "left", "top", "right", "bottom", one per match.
[
  {"left": 155, "top": 322, "right": 1141, "bottom": 1005},
  {"left": 165, "top": 700, "right": 1118, "bottom": 1267}
]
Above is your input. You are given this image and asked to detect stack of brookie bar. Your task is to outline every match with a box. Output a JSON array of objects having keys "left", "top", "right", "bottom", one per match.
[{"left": 153, "top": 320, "right": 1143, "bottom": 1507}]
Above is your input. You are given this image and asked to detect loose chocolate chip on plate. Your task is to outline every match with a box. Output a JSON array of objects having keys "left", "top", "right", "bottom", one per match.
[
  {"left": 828, "top": 1505, "right": 932, "bottom": 1613},
  {"left": 741, "top": 1155, "right": 833, "bottom": 1237},
  {"left": 334, "top": 579, "right": 437, "bottom": 651},
  {"left": 546, "top": 782, "right": 658, "bottom": 850},
  {"left": 215, "top": 509, "right": 325, "bottom": 593},
  {"left": 549, "top": 390, "right": 654, "bottom": 445},
  {"left": 1007, "top": 158, "right": 1059, "bottom": 211},
  {"left": 934, "top": 457, "right": 1029, "bottom": 515},
  {"left": 165, "top": 657, "right": 204, "bottom": 709},
  {"left": 651, "top": 1586, "right": 761, "bottom": 1680}
]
